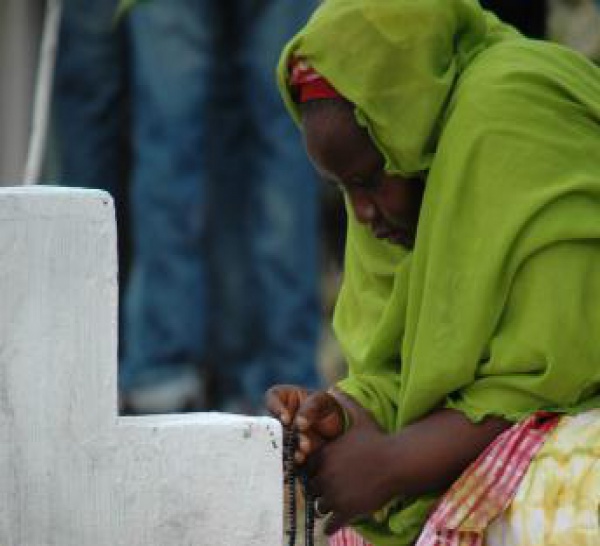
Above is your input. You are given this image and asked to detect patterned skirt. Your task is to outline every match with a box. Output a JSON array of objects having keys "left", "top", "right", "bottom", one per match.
[{"left": 329, "top": 409, "right": 600, "bottom": 546}]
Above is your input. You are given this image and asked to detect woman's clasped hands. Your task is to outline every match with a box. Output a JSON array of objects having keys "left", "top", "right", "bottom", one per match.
[{"left": 265, "top": 385, "right": 400, "bottom": 535}]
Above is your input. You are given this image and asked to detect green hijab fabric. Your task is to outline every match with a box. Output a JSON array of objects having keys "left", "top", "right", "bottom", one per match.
[{"left": 278, "top": 0, "right": 600, "bottom": 544}]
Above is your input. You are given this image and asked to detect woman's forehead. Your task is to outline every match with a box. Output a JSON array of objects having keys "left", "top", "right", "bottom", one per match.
[{"left": 302, "top": 103, "right": 380, "bottom": 170}]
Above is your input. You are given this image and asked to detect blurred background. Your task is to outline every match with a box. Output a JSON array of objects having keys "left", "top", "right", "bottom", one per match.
[{"left": 0, "top": 0, "right": 598, "bottom": 416}]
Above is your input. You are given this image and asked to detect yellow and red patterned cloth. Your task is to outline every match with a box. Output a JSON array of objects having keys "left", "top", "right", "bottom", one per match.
[
  {"left": 416, "top": 412, "right": 559, "bottom": 546},
  {"left": 330, "top": 410, "right": 600, "bottom": 546}
]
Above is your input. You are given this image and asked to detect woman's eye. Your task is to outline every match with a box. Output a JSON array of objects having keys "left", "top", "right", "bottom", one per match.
[
  {"left": 349, "top": 172, "right": 382, "bottom": 191},
  {"left": 321, "top": 176, "right": 345, "bottom": 193},
  {"left": 349, "top": 177, "right": 366, "bottom": 188}
]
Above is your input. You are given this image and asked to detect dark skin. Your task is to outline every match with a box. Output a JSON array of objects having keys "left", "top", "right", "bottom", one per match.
[
  {"left": 302, "top": 99, "right": 425, "bottom": 248},
  {"left": 265, "top": 100, "right": 511, "bottom": 535}
]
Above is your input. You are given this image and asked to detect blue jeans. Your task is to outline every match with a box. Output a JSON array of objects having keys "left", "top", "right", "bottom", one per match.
[
  {"left": 55, "top": 0, "right": 129, "bottom": 201},
  {"left": 121, "top": 0, "right": 321, "bottom": 405},
  {"left": 54, "top": 0, "right": 131, "bottom": 343}
]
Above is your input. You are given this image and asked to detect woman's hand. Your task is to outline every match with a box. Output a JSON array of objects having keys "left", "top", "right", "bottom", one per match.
[
  {"left": 265, "top": 385, "right": 347, "bottom": 464},
  {"left": 304, "top": 391, "right": 397, "bottom": 535},
  {"left": 267, "top": 388, "right": 400, "bottom": 533},
  {"left": 293, "top": 390, "right": 346, "bottom": 464},
  {"left": 306, "top": 398, "right": 511, "bottom": 535},
  {"left": 264, "top": 384, "right": 311, "bottom": 427}
]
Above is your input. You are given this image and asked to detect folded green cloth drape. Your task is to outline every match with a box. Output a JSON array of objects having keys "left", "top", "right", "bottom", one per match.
[{"left": 278, "top": 0, "right": 600, "bottom": 543}]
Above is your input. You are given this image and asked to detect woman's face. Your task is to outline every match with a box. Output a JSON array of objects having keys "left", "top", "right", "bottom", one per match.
[{"left": 302, "top": 103, "right": 424, "bottom": 248}]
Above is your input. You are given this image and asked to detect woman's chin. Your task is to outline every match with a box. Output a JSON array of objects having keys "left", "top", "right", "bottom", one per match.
[{"left": 385, "top": 230, "right": 415, "bottom": 249}]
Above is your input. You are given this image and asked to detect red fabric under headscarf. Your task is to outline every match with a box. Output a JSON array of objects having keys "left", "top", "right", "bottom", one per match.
[{"left": 289, "top": 58, "right": 341, "bottom": 102}]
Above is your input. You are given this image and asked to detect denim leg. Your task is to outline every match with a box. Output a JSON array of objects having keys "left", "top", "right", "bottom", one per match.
[
  {"left": 204, "top": 9, "right": 255, "bottom": 391},
  {"left": 54, "top": 0, "right": 129, "bottom": 199},
  {"left": 237, "top": 0, "right": 322, "bottom": 403},
  {"left": 53, "top": 0, "right": 131, "bottom": 349},
  {"left": 121, "top": 0, "right": 217, "bottom": 391}
]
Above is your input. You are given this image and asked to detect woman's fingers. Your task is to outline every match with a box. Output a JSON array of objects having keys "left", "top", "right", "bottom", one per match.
[
  {"left": 295, "top": 430, "right": 327, "bottom": 464},
  {"left": 264, "top": 387, "right": 290, "bottom": 424},
  {"left": 295, "top": 391, "right": 345, "bottom": 440},
  {"left": 264, "top": 385, "right": 309, "bottom": 425}
]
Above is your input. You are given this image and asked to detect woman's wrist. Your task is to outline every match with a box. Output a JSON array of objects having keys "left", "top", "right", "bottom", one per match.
[
  {"left": 327, "top": 387, "right": 354, "bottom": 432},
  {"left": 326, "top": 387, "right": 407, "bottom": 503},
  {"left": 377, "top": 431, "right": 411, "bottom": 502}
]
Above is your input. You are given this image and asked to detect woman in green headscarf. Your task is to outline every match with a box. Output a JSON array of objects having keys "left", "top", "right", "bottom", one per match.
[{"left": 266, "top": 0, "right": 600, "bottom": 544}]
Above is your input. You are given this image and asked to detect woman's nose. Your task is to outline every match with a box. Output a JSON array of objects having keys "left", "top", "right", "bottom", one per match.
[{"left": 350, "top": 192, "right": 377, "bottom": 224}]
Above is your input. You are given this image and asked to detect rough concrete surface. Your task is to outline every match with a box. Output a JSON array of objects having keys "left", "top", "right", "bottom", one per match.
[{"left": 0, "top": 187, "right": 283, "bottom": 546}]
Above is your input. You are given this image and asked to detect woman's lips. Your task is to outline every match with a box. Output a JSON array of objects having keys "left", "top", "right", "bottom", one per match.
[{"left": 374, "top": 227, "right": 414, "bottom": 248}]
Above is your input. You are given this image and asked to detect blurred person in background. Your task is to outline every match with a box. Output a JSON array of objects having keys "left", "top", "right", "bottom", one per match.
[
  {"left": 118, "top": 0, "right": 321, "bottom": 414},
  {"left": 54, "top": 0, "right": 131, "bottom": 346},
  {"left": 481, "top": 0, "right": 600, "bottom": 63},
  {"left": 547, "top": 0, "right": 600, "bottom": 63}
]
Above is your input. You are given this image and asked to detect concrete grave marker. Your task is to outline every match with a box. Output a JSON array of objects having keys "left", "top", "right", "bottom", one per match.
[{"left": 0, "top": 187, "right": 283, "bottom": 546}]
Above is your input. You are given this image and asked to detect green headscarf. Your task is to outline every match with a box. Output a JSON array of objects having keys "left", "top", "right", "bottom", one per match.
[{"left": 278, "top": 0, "right": 600, "bottom": 544}]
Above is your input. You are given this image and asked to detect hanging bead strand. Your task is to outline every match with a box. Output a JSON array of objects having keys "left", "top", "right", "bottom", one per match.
[
  {"left": 302, "top": 472, "right": 315, "bottom": 546},
  {"left": 284, "top": 426, "right": 298, "bottom": 546},
  {"left": 283, "top": 425, "right": 316, "bottom": 546}
]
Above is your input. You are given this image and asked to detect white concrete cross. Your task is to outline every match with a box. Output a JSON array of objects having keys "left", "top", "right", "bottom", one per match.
[{"left": 0, "top": 187, "right": 282, "bottom": 546}]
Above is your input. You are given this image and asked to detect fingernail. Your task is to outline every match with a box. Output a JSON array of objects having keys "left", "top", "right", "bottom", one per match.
[
  {"left": 280, "top": 412, "right": 290, "bottom": 425},
  {"left": 295, "top": 416, "right": 309, "bottom": 430},
  {"left": 299, "top": 434, "right": 310, "bottom": 451}
]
